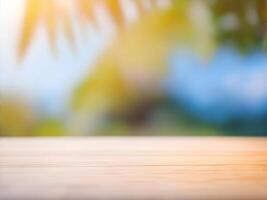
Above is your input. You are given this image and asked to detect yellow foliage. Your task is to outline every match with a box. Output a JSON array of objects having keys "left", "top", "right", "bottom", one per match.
[
  {"left": 73, "top": 63, "right": 131, "bottom": 114},
  {"left": 72, "top": 2, "right": 215, "bottom": 118},
  {"left": 0, "top": 97, "right": 36, "bottom": 136}
]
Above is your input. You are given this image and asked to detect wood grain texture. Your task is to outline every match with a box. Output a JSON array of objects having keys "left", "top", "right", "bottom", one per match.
[{"left": 0, "top": 137, "right": 267, "bottom": 200}]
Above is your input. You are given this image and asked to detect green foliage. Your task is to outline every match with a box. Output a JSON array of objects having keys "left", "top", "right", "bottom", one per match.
[
  {"left": 33, "top": 118, "right": 66, "bottom": 136},
  {"left": 211, "top": 0, "right": 267, "bottom": 52}
]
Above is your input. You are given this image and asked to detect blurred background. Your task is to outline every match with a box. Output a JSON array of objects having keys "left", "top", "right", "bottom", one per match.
[{"left": 1, "top": 0, "right": 267, "bottom": 136}]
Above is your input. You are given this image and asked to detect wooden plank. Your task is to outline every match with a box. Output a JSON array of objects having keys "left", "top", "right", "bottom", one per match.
[{"left": 0, "top": 137, "right": 267, "bottom": 200}]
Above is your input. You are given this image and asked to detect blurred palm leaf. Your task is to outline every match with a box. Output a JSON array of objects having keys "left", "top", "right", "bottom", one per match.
[
  {"left": 19, "top": 0, "right": 73, "bottom": 59},
  {"left": 105, "top": 0, "right": 125, "bottom": 27},
  {"left": 18, "top": 0, "right": 168, "bottom": 60}
]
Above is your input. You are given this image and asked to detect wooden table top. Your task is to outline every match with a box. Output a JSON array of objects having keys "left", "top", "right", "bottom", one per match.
[{"left": 0, "top": 137, "right": 267, "bottom": 200}]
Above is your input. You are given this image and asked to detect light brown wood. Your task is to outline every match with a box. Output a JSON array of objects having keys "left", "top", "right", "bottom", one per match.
[{"left": 0, "top": 137, "right": 267, "bottom": 200}]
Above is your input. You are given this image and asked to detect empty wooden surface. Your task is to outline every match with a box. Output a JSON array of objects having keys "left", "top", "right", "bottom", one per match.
[{"left": 0, "top": 137, "right": 267, "bottom": 200}]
